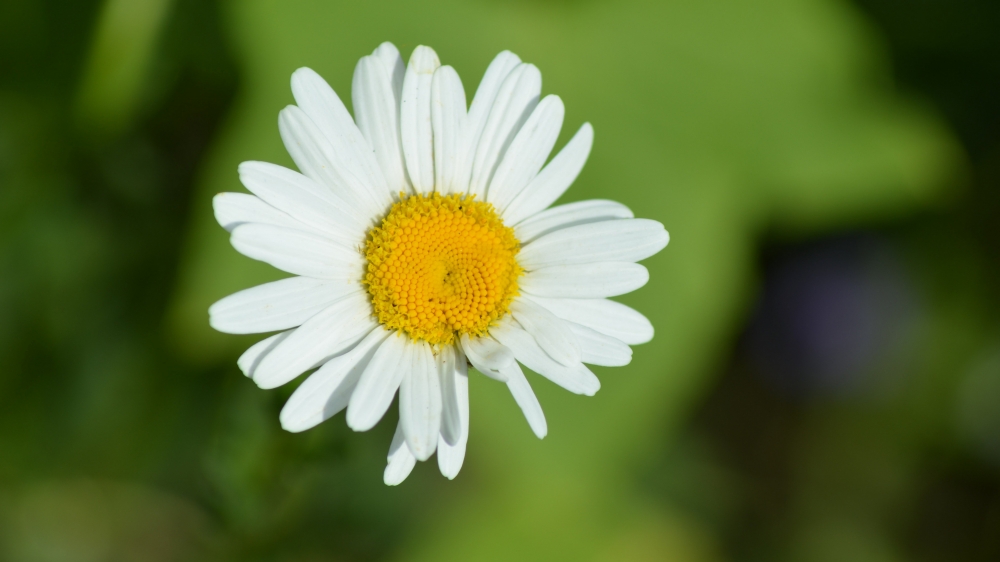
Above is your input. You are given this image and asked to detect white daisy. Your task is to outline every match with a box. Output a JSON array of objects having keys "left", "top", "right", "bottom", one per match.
[{"left": 209, "top": 42, "right": 669, "bottom": 485}]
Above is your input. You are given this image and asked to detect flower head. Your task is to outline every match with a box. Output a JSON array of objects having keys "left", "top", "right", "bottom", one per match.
[{"left": 210, "top": 43, "right": 669, "bottom": 484}]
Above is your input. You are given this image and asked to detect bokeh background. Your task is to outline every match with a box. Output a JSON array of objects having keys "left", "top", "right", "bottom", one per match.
[{"left": 2, "top": 0, "right": 999, "bottom": 560}]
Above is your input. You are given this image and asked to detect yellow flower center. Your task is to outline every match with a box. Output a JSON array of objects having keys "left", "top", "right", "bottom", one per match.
[{"left": 364, "top": 192, "right": 522, "bottom": 345}]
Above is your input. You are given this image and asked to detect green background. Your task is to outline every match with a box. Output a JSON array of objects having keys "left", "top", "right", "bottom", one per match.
[{"left": 2, "top": 0, "right": 998, "bottom": 560}]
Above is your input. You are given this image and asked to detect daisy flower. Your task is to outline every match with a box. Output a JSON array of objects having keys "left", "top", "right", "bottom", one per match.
[{"left": 209, "top": 42, "right": 669, "bottom": 485}]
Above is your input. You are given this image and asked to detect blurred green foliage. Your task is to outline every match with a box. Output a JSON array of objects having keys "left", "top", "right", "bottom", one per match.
[{"left": 1, "top": 0, "right": 998, "bottom": 561}]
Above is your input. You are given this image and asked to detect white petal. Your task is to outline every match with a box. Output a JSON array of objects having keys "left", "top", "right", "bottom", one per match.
[
  {"left": 384, "top": 421, "right": 417, "bottom": 486},
  {"left": 278, "top": 105, "right": 383, "bottom": 221},
  {"left": 459, "top": 333, "right": 513, "bottom": 381},
  {"left": 487, "top": 95, "right": 564, "bottom": 211},
  {"left": 437, "top": 345, "right": 469, "bottom": 479},
  {"left": 468, "top": 63, "right": 542, "bottom": 200},
  {"left": 399, "top": 340, "right": 441, "bottom": 461},
  {"left": 400, "top": 46, "right": 440, "bottom": 193},
  {"left": 238, "top": 161, "right": 367, "bottom": 243},
  {"left": 491, "top": 319, "right": 600, "bottom": 396},
  {"left": 252, "top": 291, "right": 375, "bottom": 389},
  {"left": 279, "top": 327, "right": 390, "bottom": 432},
  {"left": 290, "top": 68, "right": 391, "bottom": 208},
  {"left": 524, "top": 297, "right": 654, "bottom": 345},
  {"left": 230, "top": 223, "right": 363, "bottom": 280},
  {"left": 567, "top": 322, "right": 632, "bottom": 367},
  {"left": 510, "top": 298, "right": 580, "bottom": 367},
  {"left": 213, "top": 192, "right": 302, "bottom": 233},
  {"left": 520, "top": 262, "right": 649, "bottom": 298},
  {"left": 372, "top": 42, "right": 405, "bottom": 94},
  {"left": 519, "top": 219, "right": 669, "bottom": 269},
  {"left": 210, "top": 276, "right": 356, "bottom": 335},
  {"left": 237, "top": 330, "right": 293, "bottom": 378},
  {"left": 502, "top": 123, "right": 593, "bottom": 225},
  {"left": 353, "top": 54, "right": 410, "bottom": 196},
  {"left": 514, "top": 199, "right": 634, "bottom": 244},
  {"left": 431, "top": 66, "right": 467, "bottom": 194},
  {"left": 455, "top": 50, "right": 522, "bottom": 191},
  {"left": 500, "top": 361, "right": 547, "bottom": 438},
  {"left": 347, "top": 332, "right": 409, "bottom": 431},
  {"left": 437, "top": 345, "right": 461, "bottom": 446}
]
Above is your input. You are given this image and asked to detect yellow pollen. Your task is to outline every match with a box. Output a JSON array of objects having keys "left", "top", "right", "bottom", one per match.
[{"left": 363, "top": 192, "right": 522, "bottom": 345}]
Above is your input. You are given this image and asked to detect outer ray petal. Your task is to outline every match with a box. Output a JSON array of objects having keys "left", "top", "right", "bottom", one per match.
[
  {"left": 502, "top": 122, "right": 594, "bottom": 225},
  {"left": 230, "top": 223, "right": 363, "bottom": 280},
  {"left": 213, "top": 192, "right": 302, "bottom": 233},
  {"left": 469, "top": 63, "right": 542, "bottom": 199},
  {"left": 431, "top": 66, "right": 467, "bottom": 194},
  {"left": 437, "top": 344, "right": 469, "bottom": 479},
  {"left": 238, "top": 330, "right": 293, "bottom": 378},
  {"left": 238, "top": 161, "right": 367, "bottom": 242},
  {"left": 500, "top": 360, "right": 547, "bottom": 438},
  {"left": 514, "top": 199, "right": 633, "bottom": 244},
  {"left": 400, "top": 46, "right": 441, "bottom": 193},
  {"left": 510, "top": 298, "right": 580, "bottom": 367},
  {"left": 384, "top": 421, "right": 417, "bottom": 486},
  {"left": 518, "top": 218, "right": 669, "bottom": 269},
  {"left": 353, "top": 53, "right": 410, "bottom": 197},
  {"left": 520, "top": 262, "right": 649, "bottom": 299},
  {"left": 209, "top": 276, "right": 356, "bottom": 335},
  {"left": 491, "top": 319, "right": 600, "bottom": 396},
  {"left": 252, "top": 290, "right": 374, "bottom": 389},
  {"left": 437, "top": 345, "right": 461, "bottom": 446},
  {"left": 399, "top": 340, "right": 442, "bottom": 461},
  {"left": 456, "top": 50, "right": 522, "bottom": 191},
  {"left": 488, "top": 95, "right": 564, "bottom": 212},
  {"left": 290, "top": 67, "right": 391, "bottom": 209},
  {"left": 279, "top": 327, "right": 391, "bottom": 432},
  {"left": 528, "top": 297, "right": 653, "bottom": 345},
  {"left": 347, "top": 333, "right": 410, "bottom": 432},
  {"left": 459, "top": 334, "right": 513, "bottom": 381}
]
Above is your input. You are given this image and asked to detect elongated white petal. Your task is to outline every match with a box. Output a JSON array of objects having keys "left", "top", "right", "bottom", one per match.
[
  {"left": 491, "top": 319, "right": 600, "bottom": 396},
  {"left": 437, "top": 345, "right": 469, "bottom": 479},
  {"left": 502, "top": 123, "right": 593, "bottom": 225},
  {"left": 213, "top": 192, "right": 302, "bottom": 232},
  {"left": 514, "top": 199, "right": 633, "bottom": 244},
  {"left": 353, "top": 55, "right": 410, "bottom": 196},
  {"left": 568, "top": 322, "right": 632, "bottom": 366},
  {"left": 230, "top": 223, "right": 363, "bottom": 280},
  {"left": 279, "top": 327, "right": 390, "bottom": 432},
  {"left": 372, "top": 42, "right": 405, "bottom": 94},
  {"left": 456, "top": 50, "right": 522, "bottom": 191},
  {"left": 521, "top": 262, "right": 649, "bottom": 298},
  {"left": 384, "top": 421, "right": 416, "bottom": 486},
  {"left": 400, "top": 340, "right": 441, "bottom": 461},
  {"left": 238, "top": 161, "right": 367, "bottom": 243},
  {"left": 347, "top": 333, "right": 409, "bottom": 431},
  {"left": 510, "top": 298, "right": 580, "bottom": 367},
  {"left": 519, "top": 219, "right": 669, "bottom": 269},
  {"left": 210, "top": 276, "right": 356, "bottom": 335},
  {"left": 401, "top": 46, "right": 440, "bottom": 193},
  {"left": 252, "top": 291, "right": 374, "bottom": 389},
  {"left": 290, "top": 67, "right": 391, "bottom": 208},
  {"left": 469, "top": 63, "right": 542, "bottom": 199},
  {"left": 501, "top": 361, "right": 547, "bottom": 438},
  {"left": 238, "top": 330, "right": 293, "bottom": 378},
  {"left": 431, "top": 66, "right": 467, "bottom": 194},
  {"left": 278, "top": 105, "right": 383, "bottom": 221},
  {"left": 525, "top": 296, "right": 654, "bottom": 345},
  {"left": 459, "top": 333, "right": 513, "bottom": 381},
  {"left": 488, "top": 95, "right": 564, "bottom": 211},
  {"left": 437, "top": 345, "right": 461, "bottom": 446}
]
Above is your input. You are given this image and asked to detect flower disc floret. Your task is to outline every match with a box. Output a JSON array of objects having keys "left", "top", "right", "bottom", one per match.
[{"left": 364, "top": 192, "right": 522, "bottom": 345}]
